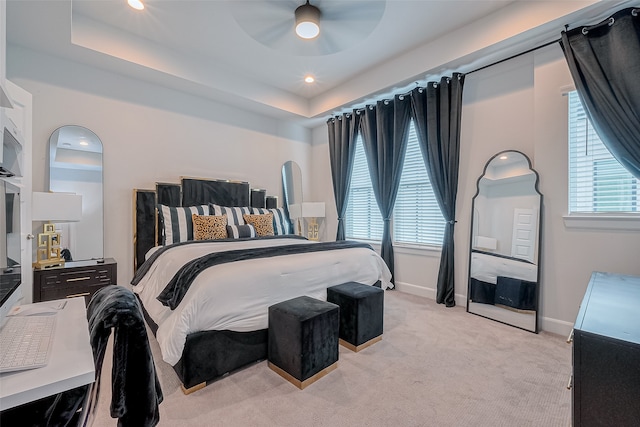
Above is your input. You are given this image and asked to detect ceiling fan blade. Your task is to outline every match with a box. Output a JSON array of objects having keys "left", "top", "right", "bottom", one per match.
[
  {"left": 318, "top": 0, "right": 386, "bottom": 24},
  {"left": 231, "top": 0, "right": 387, "bottom": 56},
  {"left": 253, "top": 20, "right": 294, "bottom": 46}
]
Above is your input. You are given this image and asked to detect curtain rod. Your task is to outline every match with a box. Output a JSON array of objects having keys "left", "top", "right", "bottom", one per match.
[
  {"left": 330, "top": 7, "right": 636, "bottom": 120},
  {"left": 468, "top": 6, "right": 639, "bottom": 76},
  {"left": 466, "top": 38, "right": 561, "bottom": 76},
  {"left": 330, "top": 38, "right": 561, "bottom": 120}
]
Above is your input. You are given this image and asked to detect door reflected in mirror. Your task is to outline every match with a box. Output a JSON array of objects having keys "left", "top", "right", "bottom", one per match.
[
  {"left": 48, "top": 126, "right": 103, "bottom": 261},
  {"left": 467, "top": 150, "right": 542, "bottom": 333}
]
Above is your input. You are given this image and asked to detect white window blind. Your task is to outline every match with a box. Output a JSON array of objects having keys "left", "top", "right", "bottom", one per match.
[
  {"left": 568, "top": 91, "right": 638, "bottom": 213},
  {"left": 345, "top": 122, "right": 445, "bottom": 246},
  {"left": 345, "top": 134, "right": 383, "bottom": 240},
  {"left": 393, "top": 120, "right": 445, "bottom": 245}
]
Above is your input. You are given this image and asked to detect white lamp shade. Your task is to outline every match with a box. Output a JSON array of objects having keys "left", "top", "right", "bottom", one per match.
[
  {"left": 301, "top": 202, "right": 325, "bottom": 218},
  {"left": 32, "top": 192, "right": 83, "bottom": 222},
  {"left": 288, "top": 203, "right": 302, "bottom": 219}
]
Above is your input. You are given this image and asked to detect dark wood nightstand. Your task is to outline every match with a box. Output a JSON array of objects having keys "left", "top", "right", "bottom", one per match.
[{"left": 33, "top": 258, "right": 117, "bottom": 305}]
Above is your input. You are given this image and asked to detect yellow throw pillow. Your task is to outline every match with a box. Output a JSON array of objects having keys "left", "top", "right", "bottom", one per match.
[
  {"left": 192, "top": 214, "right": 228, "bottom": 240},
  {"left": 242, "top": 213, "right": 274, "bottom": 237}
]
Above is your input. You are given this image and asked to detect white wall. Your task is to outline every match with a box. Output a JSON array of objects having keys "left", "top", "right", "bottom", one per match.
[
  {"left": 8, "top": 46, "right": 313, "bottom": 286},
  {"left": 310, "top": 44, "right": 640, "bottom": 334},
  {"left": 8, "top": 37, "right": 640, "bottom": 332}
]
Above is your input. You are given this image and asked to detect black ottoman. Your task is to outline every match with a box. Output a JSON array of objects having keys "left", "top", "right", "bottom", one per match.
[
  {"left": 268, "top": 296, "right": 339, "bottom": 389},
  {"left": 327, "top": 282, "right": 384, "bottom": 352}
]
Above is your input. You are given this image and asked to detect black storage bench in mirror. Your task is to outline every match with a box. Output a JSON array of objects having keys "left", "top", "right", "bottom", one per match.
[{"left": 466, "top": 150, "right": 542, "bottom": 333}]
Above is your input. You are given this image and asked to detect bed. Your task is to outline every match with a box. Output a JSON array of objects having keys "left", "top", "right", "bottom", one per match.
[
  {"left": 133, "top": 177, "right": 392, "bottom": 393},
  {"left": 468, "top": 250, "right": 537, "bottom": 310}
]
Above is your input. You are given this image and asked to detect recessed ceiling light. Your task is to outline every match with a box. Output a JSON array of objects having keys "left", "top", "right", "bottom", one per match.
[
  {"left": 128, "top": 0, "right": 145, "bottom": 11},
  {"left": 79, "top": 141, "right": 89, "bottom": 146},
  {"left": 304, "top": 75, "right": 315, "bottom": 83},
  {"left": 499, "top": 155, "right": 508, "bottom": 160}
]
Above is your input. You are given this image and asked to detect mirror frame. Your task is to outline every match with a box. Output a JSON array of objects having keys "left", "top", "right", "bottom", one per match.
[
  {"left": 465, "top": 150, "right": 543, "bottom": 333},
  {"left": 48, "top": 125, "right": 104, "bottom": 261}
]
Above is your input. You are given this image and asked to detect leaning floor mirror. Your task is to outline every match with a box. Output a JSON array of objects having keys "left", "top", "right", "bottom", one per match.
[{"left": 466, "top": 150, "right": 542, "bottom": 333}]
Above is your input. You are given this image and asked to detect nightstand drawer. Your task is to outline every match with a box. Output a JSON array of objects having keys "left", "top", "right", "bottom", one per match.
[{"left": 34, "top": 258, "right": 117, "bottom": 305}]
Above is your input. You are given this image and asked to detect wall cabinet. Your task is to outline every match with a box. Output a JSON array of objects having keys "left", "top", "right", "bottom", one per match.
[
  {"left": 33, "top": 258, "right": 117, "bottom": 305},
  {"left": 572, "top": 271, "right": 640, "bottom": 427}
]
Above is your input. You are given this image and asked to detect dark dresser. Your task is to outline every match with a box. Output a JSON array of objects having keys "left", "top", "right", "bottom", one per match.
[
  {"left": 33, "top": 258, "right": 117, "bottom": 305},
  {"left": 572, "top": 271, "right": 640, "bottom": 427}
]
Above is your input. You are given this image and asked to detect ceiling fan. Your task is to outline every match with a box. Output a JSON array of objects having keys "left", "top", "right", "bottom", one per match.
[{"left": 230, "top": 0, "right": 386, "bottom": 56}]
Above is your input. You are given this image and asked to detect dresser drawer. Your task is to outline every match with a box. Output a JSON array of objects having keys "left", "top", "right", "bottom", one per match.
[
  {"left": 40, "top": 281, "right": 110, "bottom": 305},
  {"left": 34, "top": 258, "right": 117, "bottom": 305},
  {"left": 40, "top": 266, "right": 112, "bottom": 288}
]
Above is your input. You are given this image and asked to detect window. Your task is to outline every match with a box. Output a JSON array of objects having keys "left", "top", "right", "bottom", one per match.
[
  {"left": 345, "top": 121, "right": 445, "bottom": 246},
  {"left": 345, "top": 134, "right": 383, "bottom": 240},
  {"left": 568, "top": 91, "right": 638, "bottom": 213},
  {"left": 393, "top": 120, "right": 445, "bottom": 245}
]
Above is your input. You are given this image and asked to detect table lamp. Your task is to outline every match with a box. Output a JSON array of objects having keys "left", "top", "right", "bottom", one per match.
[
  {"left": 32, "top": 192, "right": 82, "bottom": 269},
  {"left": 301, "top": 202, "right": 325, "bottom": 241}
]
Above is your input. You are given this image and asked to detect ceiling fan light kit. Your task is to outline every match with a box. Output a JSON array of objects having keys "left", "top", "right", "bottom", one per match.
[
  {"left": 295, "top": 1, "right": 321, "bottom": 39},
  {"left": 127, "top": 0, "right": 144, "bottom": 11}
]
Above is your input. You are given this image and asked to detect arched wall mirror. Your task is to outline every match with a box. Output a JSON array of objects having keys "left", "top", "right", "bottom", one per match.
[
  {"left": 466, "top": 150, "right": 542, "bottom": 333},
  {"left": 48, "top": 125, "right": 103, "bottom": 261},
  {"left": 282, "top": 160, "right": 303, "bottom": 234},
  {"left": 282, "top": 160, "right": 303, "bottom": 207}
]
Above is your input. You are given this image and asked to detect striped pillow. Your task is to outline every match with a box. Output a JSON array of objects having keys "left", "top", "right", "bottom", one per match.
[
  {"left": 252, "top": 207, "right": 291, "bottom": 235},
  {"left": 226, "top": 224, "right": 256, "bottom": 239},
  {"left": 158, "top": 204, "right": 209, "bottom": 245},
  {"left": 209, "top": 204, "right": 252, "bottom": 226}
]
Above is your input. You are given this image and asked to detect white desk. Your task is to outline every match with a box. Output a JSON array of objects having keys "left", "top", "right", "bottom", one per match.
[{"left": 0, "top": 297, "right": 95, "bottom": 410}]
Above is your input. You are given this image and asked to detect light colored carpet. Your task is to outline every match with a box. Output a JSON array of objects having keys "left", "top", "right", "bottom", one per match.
[{"left": 92, "top": 291, "right": 572, "bottom": 427}]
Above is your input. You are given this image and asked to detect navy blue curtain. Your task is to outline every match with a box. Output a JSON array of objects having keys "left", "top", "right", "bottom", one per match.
[
  {"left": 360, "top": 96, "right": 412, "bottom": 284},
  {"left": 327, "top": 112, "right": 361, "bottom": 240},
  {"left": 560, "top": 7, "right": 640, "bottom": 179},
  {"left": 410, "top": 74, "right": 465, "bottom": 307}
]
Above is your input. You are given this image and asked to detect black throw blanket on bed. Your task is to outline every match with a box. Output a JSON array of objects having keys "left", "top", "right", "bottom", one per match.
[
  {"left": 132, "top": 235, "right": 308, "bottom": 285},
  {"left": 156, "top": 240, "right": 374, "bottom": 310},
  {"left": 87, "top": 286, "right": 163, "bottom": 427}
]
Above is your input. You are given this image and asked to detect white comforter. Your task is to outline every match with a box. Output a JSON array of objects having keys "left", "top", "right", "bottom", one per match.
[
  {"left": 470, "top": 251, "right": 537, "bottom": 284},
  {"left": 132, "top": 238, "right": 392, "bottom": 365}
]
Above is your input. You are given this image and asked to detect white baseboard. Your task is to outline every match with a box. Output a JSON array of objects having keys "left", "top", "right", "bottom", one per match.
[
  {"left": 394, "top": 281, "right": 434, "bottom": 299},
  {"left": 394, "top": 281, "right": 467, "bottom": 307},
  {"left": 539, "top": 316, "right": 574, "bottom": 337},
  {"left": 394, "top": 281, "right": 573, "bottom": 336}
]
